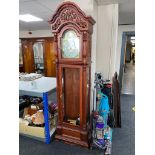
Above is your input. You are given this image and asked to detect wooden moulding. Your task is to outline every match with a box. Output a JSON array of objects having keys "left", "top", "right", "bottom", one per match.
[
  {"left": 55, "top": 124, "right": 91, "bottom": 148},
  {"left": 49, "top": 1, "right": 95, "bottom": 148}
]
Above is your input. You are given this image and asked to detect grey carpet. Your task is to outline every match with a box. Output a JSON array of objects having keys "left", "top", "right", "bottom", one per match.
[
  {"left": 19, "top": 136, "right": 103, "bottom": 155},
  {"left": 19, "top": 94, "right": 135, "bottom": 155},
  {"left": 111, "top": 94, "right": 135, "bottom": 155}
]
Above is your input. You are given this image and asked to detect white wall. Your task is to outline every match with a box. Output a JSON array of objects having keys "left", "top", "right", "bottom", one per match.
[
  {"left": 90, "top": 0, "right": 98, "bottom": 112},
  {"left": 115, "top": 25, "right": 135, "bottom": 74},
  {"left": 19, "top": 30, "right": 53, "bottom": 38},
  {"left": 96, "top": 4, "right": 118, "bottom": 80}
]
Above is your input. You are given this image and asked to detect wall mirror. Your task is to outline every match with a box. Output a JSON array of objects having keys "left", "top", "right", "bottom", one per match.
[
  {"left": 19, "top": 39, "right": 23, "bottom": 65},
  {"left": 19, "top": 39, "right": 24, "bottom": 72},
  {"left": 61, "top": 30, "right": 80, "bottom": 58},
  {"left": 33, "top": 42, "right": 44, "bottom": 74},
  {"left": 20, "top": 37, "right": 56, "bottom": 77}
]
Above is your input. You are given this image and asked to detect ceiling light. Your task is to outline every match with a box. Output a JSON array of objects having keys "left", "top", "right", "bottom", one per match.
[
  {"left": 130, "top": 36, "right": 135, "bottom": 40},
  {"left": 19, "top": 14, "right": 43, "bottom": 22}
]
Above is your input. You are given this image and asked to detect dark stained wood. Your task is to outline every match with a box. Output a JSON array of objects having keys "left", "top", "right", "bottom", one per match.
[
  {"left": 20, "top": 37, "right": 53, "bottom": 42},
  {"left": 59, "top": 64, "right": 83, "bottom": 124},
  {"left": 43, "top": 39, "right": 56, "bottom": 77},
  {"left": 19, "top": 65, "right": 24, "bottom": 72},
  {"left": 112, "top": 72, "right": 121, "bottom": 128},
  {"left": 50, "top": 1, "right": 95, "bottom": 147},
  {"left": 64, "top": 67, "right": 80, "bottom": 119},
  {"left": 22, "top": 41, "right": 35, "bottom": 73}
]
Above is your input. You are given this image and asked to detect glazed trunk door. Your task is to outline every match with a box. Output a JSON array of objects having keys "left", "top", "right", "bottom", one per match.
[
  {"left": 59, "top": 65, "right": 82, "bottom": 126},
  {"left": 22, "top": 41, "right": 35, "bottom": 73},
  {"left": 43, "top": 40, "right": 56, "bottom": 77}
]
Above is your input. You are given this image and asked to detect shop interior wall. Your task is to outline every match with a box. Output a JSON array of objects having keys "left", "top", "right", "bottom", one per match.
[
  {"left": 96, "top": 4, "right": 118, "bottom": 81},
  {"left": 19, "top": 0, "right": 124, "bottom": 113},
  {"left": 19, "top": 30, "right": 53, "bottom": 38},
  {"left": 115, "top": 24, "right": 135, "bottom": 74}
]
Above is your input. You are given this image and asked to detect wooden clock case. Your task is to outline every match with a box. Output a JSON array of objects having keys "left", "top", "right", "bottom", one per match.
[{"left": 49, "top": 2, "right": 95, "bottom": 147}]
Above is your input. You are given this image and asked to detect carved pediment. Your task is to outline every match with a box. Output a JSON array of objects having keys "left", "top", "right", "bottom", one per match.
[
  {"left": 51, "top": 8, "right": 87, "bottom": 31},
  {"left": 49, "top": 2, "right": 95, "bottom": 32}
]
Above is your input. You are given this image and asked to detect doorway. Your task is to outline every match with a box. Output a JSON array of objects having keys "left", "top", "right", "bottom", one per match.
[{"left": 119, "top": 31, "right": 135, "bottom": 95}]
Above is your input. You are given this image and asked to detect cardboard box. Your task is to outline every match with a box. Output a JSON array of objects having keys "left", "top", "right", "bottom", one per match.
[{"left": 19, "top": 120, "right": 45, "bottom": 138}]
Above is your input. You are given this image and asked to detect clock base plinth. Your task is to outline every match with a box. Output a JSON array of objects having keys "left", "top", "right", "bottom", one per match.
[{"left": 55, "top": 125, "right": 91, "bottom": 148}]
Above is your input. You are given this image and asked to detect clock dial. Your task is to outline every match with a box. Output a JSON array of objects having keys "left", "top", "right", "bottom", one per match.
[{"left": 61, "top": 30, "right": 80, "bottom": 58}]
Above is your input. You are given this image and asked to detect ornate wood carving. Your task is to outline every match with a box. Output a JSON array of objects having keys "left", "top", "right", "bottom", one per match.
[
  {"left": 51, "top": 8, "right": 87, "bottom": 31},
  {"left": 49, "top": 2, "right": 95, "bottom": 33},
  {"left": 60, "top": 8, "right": 87, "bottom": 28}
]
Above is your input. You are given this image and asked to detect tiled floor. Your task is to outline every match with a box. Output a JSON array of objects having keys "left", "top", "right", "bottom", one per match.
[{"left": 121, "top": 62, "right": 135, "bottom": 95}]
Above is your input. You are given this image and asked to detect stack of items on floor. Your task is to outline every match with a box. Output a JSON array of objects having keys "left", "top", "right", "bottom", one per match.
[
  {"left": 19, "top": 96, "right": 45, "bottom": 127},
  {"left": 91, "top": 73, "right": 113, "bottom": 155},
  {"left": 92, "top": 113, "right": 112, "bottom": 154},
  {"left": 19, "top": 95, "right": 58, "bottom": 139}
]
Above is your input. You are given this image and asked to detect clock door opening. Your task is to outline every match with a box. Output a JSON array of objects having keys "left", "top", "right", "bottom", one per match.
[{"left": 60, "top": 66, "right": 82, "bottom": 126}]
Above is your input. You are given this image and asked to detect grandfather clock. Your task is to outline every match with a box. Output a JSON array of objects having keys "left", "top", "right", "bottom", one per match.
[{"left": 49, "top": 2, "right": 95, "bottom": 147}]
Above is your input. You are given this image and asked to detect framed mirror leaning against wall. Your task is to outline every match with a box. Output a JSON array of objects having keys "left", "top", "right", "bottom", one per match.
[{"left": 20, "top": 37, "right": 56, "bottom": 77}]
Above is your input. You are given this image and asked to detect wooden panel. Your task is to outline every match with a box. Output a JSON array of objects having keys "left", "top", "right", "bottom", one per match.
[
  {"left": 44, "top": 40, "right": 56, "bottom": 77},
  {"left": 63, "top": 68, "right": 80, "bottom": 119},
  {"left": 22, "top": 41, "right": 35, "bottom": 73},
  {"left": 19, "top": 65, "right": 24, "bottom": 72},
  {"left": 55, "top": 134, "right": 89, "bottom": 148},
  {"left": 62, "top": 127, "right": 80, "bottom": 139},
  {"left": 112, "top": 72, "right": 121, "bottom": 128}
]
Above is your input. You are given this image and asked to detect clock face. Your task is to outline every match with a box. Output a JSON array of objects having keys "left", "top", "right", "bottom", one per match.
[{"left": 61, "top": 30, "right": 80, "bottom": 58}]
